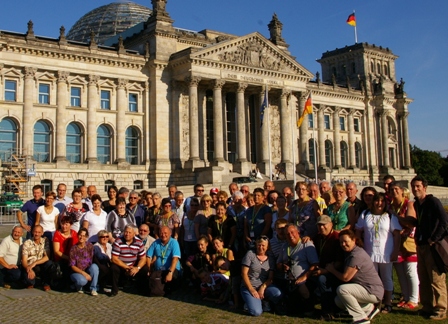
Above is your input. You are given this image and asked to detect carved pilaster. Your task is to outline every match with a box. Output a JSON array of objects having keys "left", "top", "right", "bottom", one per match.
[
  {"left": 237, "top": 82, "right": 248, "bottom": 93},
  {"left": 117, "top": 78, "right": 128, "bottom": 89},
  {"left": 24, "top": 66, "right": 37, "bottom": 79},
  {"left": 58, "top": 71, "right": 69, "bottom": 83}
]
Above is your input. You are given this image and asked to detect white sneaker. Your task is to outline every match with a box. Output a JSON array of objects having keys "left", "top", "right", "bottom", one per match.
[
  {"left": 103, "top": 288, "right": 111, "bottom": 293},
  {"left": 91, "top": 290, "right": 98, "bottom": 296},
  {"left": 78, "top": 289, "right": 84, "bottom": 294}
]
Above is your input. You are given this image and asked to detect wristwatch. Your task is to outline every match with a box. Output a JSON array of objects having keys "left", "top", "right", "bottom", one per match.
[{"left": 137, "top": 266, "right": 141, "bottom": 270}]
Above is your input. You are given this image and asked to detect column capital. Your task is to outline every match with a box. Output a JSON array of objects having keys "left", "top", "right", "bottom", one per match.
[
  {"left": 88, "top": 74, "right": 100, "bottom": 86},
  {"left": 213, "top": 79, "right": 226, "bottom": 90},
  {"left": 185, "top": 76, "right": 201, "bottom": 87},
  {"left": 237, "top": 82, "right": 248, "bottom": 92},
  {"left": 117, "top": 78, "right": 129, "bottom": 89},
  {"left": 24, "top": 66, "right": 37, "bottom": 79},
  {"left": 58, "top": 71, "right": 69, "bottom": 83},
  {"left": 334, "top": 106, "right": 342, "bottom": 114},
  {"left": 281, "top": 88, "right": 291, "bottom": 98}
]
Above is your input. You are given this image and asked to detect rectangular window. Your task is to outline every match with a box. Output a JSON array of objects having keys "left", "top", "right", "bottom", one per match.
[
  {"left": 339, "top": 116, "right": 346, "bottom": 131},
  {"left": 70, "top": 87, "right": 81, "bottom": 107},
  {"left": 324, "top": 115, "right": 330, "bottom": 129},
  {"left": 38, "top": 84, "right": 50, "bottom": 104},
  {"left": 100, "top": 90, "right": 110, "bottom": 110},
  {"left": 5, "top": 80, "right": 17, "bottom": 101},
  {"left": 128, "top": 93, "right": 138, "bottom": 112},
  {"left": 354, "top": 118, "right": 360, "bottom": 132},
  {"left": 307, "top": 114, "right": 313, "bottom": 128}
]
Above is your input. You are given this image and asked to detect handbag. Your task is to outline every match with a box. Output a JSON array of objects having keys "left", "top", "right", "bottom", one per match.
[{"left": 149, "top": 270, "right": 165, "bottom": 297}]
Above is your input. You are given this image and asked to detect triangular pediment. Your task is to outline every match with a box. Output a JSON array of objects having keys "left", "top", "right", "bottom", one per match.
[{"left": 190, "top": 32, "right": 313, "bottom": 80}]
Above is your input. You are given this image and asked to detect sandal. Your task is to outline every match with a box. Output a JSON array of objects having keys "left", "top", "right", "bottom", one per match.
[
  {"left": 381, "top": 305, "right": 393, "bottom": 314},
  {"left": 402, "top": 302, "right": 418, "bottom": 309},
  {"left": 397, "top": 301, "right": 406, "bottom": 308}
]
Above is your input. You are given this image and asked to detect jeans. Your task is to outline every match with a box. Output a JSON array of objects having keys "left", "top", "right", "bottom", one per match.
[
  {"left": 22, "top": 260, "right": 54, "bottom": 286},
  {"left": 240, "top": 285, "right": 282, "bottom": 316},
  {"left": 1, "top": 267, "right": 21, "bottom": 284},
  {"left": 394, "top": 261, "right": 419, "bottom": 303},
  {"left": 70, "top": 264, "right": 99, "bottom": 292}
]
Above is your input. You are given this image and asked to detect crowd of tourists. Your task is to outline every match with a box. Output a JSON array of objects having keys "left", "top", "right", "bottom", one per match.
[{"left": 0, "top": 175, "right": 447, "bottom": 322}]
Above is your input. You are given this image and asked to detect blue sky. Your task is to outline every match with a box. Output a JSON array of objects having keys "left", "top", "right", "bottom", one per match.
[{"left": 1, "top": 0, "right": 447, "bottom": 153}]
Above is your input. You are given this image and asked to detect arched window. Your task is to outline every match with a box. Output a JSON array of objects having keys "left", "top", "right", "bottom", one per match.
[
  {"left": 74, "top": 179, "right": 85, "bottom": 189},
  {"left": 340, "top": 141, "right": 348, "bottom": 168},
  {"left": 325, "top": 140, "right": 333, "bottom": 168},
  {"left": 355, "top": 142, "right": 362, "bottom": 168},
  {"left": 377, "top": 62, "right": 381, "bottom": 74},
  {"left": 308, "top": 138, "right": 316, "bottom": 166},
  {"left": 384, "top": 64, "right": 389, "bottom": 77},
  {"left": 370, "top": 61, "right": 375, "bottom": 73},
  {"left": 67, "top": 123, "right": 82, "bottom": 163},
  {"left": 104, "top": 180, "right": 115, "bottom": 193},
  {"left": 126, "top": 126, "right": 139, "bottom": 165},
  {"left": 97, "top": 125, "right": 111, "bottom": 164},
  {"left": 34, "top": 120, "right": 51, "bottom": 162},
  {"left": 0, "top": 118, "right": 18, "bottom": 161}
]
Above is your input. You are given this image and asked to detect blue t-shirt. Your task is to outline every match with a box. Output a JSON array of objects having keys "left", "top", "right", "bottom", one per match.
[
  {"left": 21, "top": 199, "right": 45, "bottom": 226},
  {"left": 245, "top": 205, "right": 271, "bottom": 239},
  {"left": 146, "top": 237, "right": 181, "bottom": 271}
]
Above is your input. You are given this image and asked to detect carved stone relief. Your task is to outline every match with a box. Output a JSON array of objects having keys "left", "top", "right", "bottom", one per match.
[
  {"left": 270, "top": 105, "right": 281, "bottom": 161},
  {"left": 181, "top": 93, "right": 190, "bottom": 159}
]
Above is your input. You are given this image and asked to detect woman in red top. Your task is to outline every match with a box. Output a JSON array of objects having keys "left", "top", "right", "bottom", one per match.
[
  {"left": 53, "top": 216, "right": 78, "bottom": 288},
  {"left": 388, "top": 181, "right": 418, "bottom": 309}
]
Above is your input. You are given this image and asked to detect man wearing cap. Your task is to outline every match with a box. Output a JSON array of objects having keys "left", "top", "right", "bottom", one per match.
[{"left": 311, "top": 215, "right": 345, "bottom": 318}]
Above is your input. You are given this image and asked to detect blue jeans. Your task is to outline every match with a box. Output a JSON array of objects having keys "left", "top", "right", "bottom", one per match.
[
  {"left": 240, "top": 285, "right": 282, "bottom": 316},
  {"left": 70, "top": 264, "right": 99, "bottom": 292}
]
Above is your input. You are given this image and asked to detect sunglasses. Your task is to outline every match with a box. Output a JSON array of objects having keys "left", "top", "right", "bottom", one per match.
[
  {"left": 196, "top": 189, "right": 204, "bottom": 192},
  {"left": 257, "top": 235, "right": 269, "bottom": 241}
]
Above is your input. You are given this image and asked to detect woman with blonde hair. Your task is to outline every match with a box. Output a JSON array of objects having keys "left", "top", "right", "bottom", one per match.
[{"left": 194, "top": 194, "right": 216, "bottom": 239}]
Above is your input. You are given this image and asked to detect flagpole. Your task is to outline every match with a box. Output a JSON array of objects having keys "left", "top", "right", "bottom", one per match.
[
  {"left": 310, "top": 92, "right": 318, "bottom": 183},
  {"left": 353, "top": 10, "right": 358, "bottom": 43},
  {"left": 266, "top": 87, "right": 273, "bottom": 181}
]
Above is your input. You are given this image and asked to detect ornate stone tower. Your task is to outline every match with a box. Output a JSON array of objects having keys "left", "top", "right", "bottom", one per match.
[{"left": 268, "top": 13, "right": 291, "bottom": 55}]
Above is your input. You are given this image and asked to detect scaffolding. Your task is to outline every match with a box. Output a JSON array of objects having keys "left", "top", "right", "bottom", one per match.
[{"left": 1, "top": 149, "right": 29, "bottom": 196}]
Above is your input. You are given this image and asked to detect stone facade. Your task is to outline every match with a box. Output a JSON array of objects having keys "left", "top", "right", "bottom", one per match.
[{"left": 0, "top": 1, "right": 414, "bottom": 195}]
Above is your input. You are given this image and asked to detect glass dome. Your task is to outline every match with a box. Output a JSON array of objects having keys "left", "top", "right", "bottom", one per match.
[{"left": 67, "top": 1, "right": 152, "bottom": 44}]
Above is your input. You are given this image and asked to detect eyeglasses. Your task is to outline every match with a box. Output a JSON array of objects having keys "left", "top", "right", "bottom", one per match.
[
  {"left": 129, "top": 197, "right": 139, "bottom": 200},
  {"left": 139, "top": 229, "right": 149, "bottom": 233},
  {"left": 99, "top": 236, "right": 109, "bottom": 239},
  {"left": 257, "top": 235, "right": 269, "bottom": 241},
  {"left": 196, "top": 189, "right": 204, "bottom": 192},
  {"left": 164, "top": 204, "right": 172, "bottom": 208}
]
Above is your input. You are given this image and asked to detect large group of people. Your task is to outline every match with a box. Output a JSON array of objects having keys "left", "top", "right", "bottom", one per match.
[{"left": 0, "top": 175, "right": 447, "bottom": 321}]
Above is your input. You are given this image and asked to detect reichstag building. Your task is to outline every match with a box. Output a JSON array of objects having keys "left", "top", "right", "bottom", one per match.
[{"left": 0, "top": 0, "right": 414, "bottom": 194}]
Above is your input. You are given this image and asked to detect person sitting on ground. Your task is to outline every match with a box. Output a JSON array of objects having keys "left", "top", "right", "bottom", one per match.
[
  {"left": 110, "top": 224, "right": 148, "bottom": 296},
  {"left": 93, "top": 229, "right": 112, "bottom": 293},
  {"left": 325, "top": 229, "right": 383, "bottom": 324},
  {"left": 146, "top": 226, "right": 182, "bottom": 296},
  {"left": 185, "top": 235, "right": 212, "bottom": 286},
  {"left": 69, "top": 228, "right": 99, "bottom": 295},
  {"left": 241, "top": 235, "right": 283, "bottom": 316},
  {"left": 0, "top": 226, "right": 23, "bottom": 289},
  {"left": 198, "top": 267, "right": 229, "bottom": 304},
  {"left": 212, "top": 236, "right": 234, "bottom": 277},
  {"left": 53, "top": 216, "right": 78, "bottom": 287},
  {"left": 277, "top": 223, "right": 319, "bottom": 316},
  {"left": 21, "top": 225, "right": 54, "bottom": 291}
]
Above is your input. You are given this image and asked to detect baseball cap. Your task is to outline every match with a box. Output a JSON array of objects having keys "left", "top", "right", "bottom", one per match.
[
  {"left": 317, "top": 215, "right": 332, "bottom": 225},
  {"left": 210, "top": 188, "right": 219, "bottom": 195}
]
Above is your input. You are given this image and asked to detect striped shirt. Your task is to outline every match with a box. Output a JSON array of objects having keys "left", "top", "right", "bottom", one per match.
[{"left": 112, "top": 236, "right": 145, "bottom": 265}]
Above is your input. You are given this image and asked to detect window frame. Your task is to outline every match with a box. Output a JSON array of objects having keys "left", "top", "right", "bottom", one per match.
[
  {"left": 100, "top": 90, "right": 111, "bottom": 110},
  {"left": 324, "top": 115, "right": 330, "bottom": 129},
  {"left": 339, "top": 116, "right": 346, "bottom": 131},
  {"left": 70, "top": 86, "right": 82, "bottom": 107},
  {"left": 33, "top": 120, "right": 51, "bottom": 162},
  {"left": 128, "top": 93, "right": 138, "bottom": 112},
  {"left": 4, "top": 80, "right": 17, "bottom": 101},
  {"left": 66, "top": 123, "right": 82, "bottom": 163},
  {"left": 38, "top": 83, "right": 50, "bottom": 104}
]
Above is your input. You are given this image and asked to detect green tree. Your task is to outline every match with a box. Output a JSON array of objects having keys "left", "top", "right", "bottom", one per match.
[{"left": 410, "top": 145, "right": 446, "bottom": 185}]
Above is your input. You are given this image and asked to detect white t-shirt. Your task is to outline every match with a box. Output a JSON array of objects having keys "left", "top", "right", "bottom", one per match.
[
  {"left": 355, "top": 210, "right": 402, "bottom": 263},
  {"left": 36, "top": 205, "right": 59, "bottom": 233},
  {"left": 82, "top": 210, "right": 108, "bottom": 242}
]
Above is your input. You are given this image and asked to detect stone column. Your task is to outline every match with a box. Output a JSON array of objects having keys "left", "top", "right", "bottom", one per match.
[
  {"left": 55, "top": 71, "right": 69, "bottom": 162},
  {"left": 186, "top": 76, "right": 201, "bottom": 166},
  {"left": 237, "top": 82, "right": 248, "bottom": 162},
  {"left": 348, "top": 111, "right": 357, "bottom": 168},
  {"left": 365, "top": 104, "right": 378, "bottom": 171},
  {"left": 401, "top": 112, "right": 411, "bottom": 168},
  {"left": 317, "top": 105, "right": 326, "bottom": 168},
  {"left": 381, "top": 110, "right": 390, "bottom": 167},
  {"left": 116, "top": 78, "right": 128, "bottom": 163},
  {"left": 144, "top": 80, "right": 151, "bottom": 165},
  {"left": 260, "top": 87, "right": 270, "bottom": 174},
  {"left": 87, "top": 75, "right": 99, "bottom": 162},
  {"left": 213, "top": 79, "right": 225, "bottom": 163},
  {"left": 333, "top": 107, "right": 341, "bottom": 168},
  {"left": 298, "top": 93, "right": 308, "bottom": 169},
  {"left": 23, "top": 67, "right": 37, "bottom": 156},
  {"left": 280, "top": 89, "right": 291, "bottom": 163}
]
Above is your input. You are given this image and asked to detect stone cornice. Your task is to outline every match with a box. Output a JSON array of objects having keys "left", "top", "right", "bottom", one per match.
[{"left": 0, "top": 36, "right": 146, "bottom": 70}]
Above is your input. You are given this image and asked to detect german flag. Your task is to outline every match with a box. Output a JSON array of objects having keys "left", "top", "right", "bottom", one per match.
[
  {"left": 297, "top": 93, "right": 313, "bottom": 127},
  {"left": 346, "top": 13, "right": 356, "bottom": 27}
]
